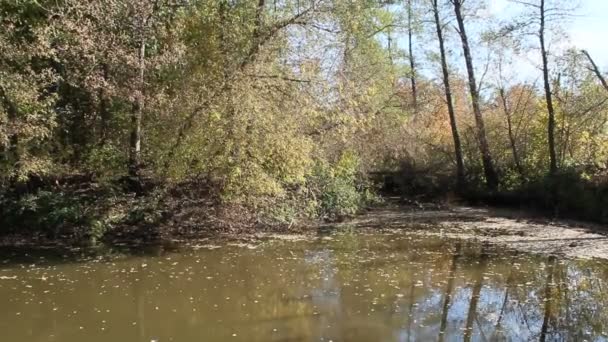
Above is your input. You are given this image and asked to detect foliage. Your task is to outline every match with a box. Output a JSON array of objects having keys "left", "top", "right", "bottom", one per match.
[
  {"left": 0, "top": 189, "right": 96, "bottom": 238},
  {"left": 309, "top": 152, "right": 379, "bottom": 221},
  {"left": 2, "top": 0, "right": 608, "bottom": 241}
]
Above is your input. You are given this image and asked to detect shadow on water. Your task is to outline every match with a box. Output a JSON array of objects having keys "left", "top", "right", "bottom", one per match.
[
  {"left": 0, "top": 242, "right": 182, "bottom": 267},
  {"left": 1, "top": 232, "right": 608, "bottom": 341}
]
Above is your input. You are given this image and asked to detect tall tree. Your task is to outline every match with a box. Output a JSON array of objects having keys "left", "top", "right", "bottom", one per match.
[
  {"left": 498, "top": 85, "right": 529, "bottom": 180},
  {"left": 406, "top": 0, "right": 417, "bottom": 109},
  {"left": 128, "top": 0, "right": 163, "bottom": 181},
  {"left": 451, "top": 0, "right": 499, "bottom": 190},
  {"left": 0, "top": 2, "right": 57, "bottom": 184},
  {"left": 538, "top": 0, "right": 558, "bottom": 175},
  {"left": 510, "top": 0, "right": 578, "bottom": 175},
  {"left": 431, "top": 0, "right": 465, "bottom": 190}
]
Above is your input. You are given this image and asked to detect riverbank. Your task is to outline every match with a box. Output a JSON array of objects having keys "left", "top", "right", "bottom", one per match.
[
  {"left": 3, "top": 190, "right": 608, "bottom": 259},
  {"left": 335, "top": 201, "right": 608, "bottom": 259}
]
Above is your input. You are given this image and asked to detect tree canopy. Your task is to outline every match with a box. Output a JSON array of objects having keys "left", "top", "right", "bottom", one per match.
[{"left": 2, "top": 0, "right": 608, "bottom": 236}]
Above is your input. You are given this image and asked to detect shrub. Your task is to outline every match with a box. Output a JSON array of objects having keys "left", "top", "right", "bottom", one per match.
[
  {"left": 0, "top": 190, "right": 89, "bottom": 237},
  {"left": 84, "top": 144, "right": 127, "bottom": 181},
  {"left": 514, "top": 169, "right": 608, "bottom": 223},
  {"left": 0, "top": 188, "right": 116, "bottom": 244},
  {"left": 308, "top": 152, "right": 375, "bottom": 221}
]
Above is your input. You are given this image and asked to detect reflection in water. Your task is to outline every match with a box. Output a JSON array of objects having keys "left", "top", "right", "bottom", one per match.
[
  {"left": 438, "top": 243, "right": 459, "bottom": 342},
  {"left": 1, "top": 233, "right": 608, "bottom": 341},
  {"left": 540, "top": 255, "right": 556, "bottom": 342},
  {"left": 464, "top": 247, "right": 487, "bottom": 342}
]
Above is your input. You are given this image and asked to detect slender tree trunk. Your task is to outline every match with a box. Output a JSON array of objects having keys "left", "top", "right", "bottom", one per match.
[
  {"left": 499, "top": 88, "right": 524, "bottom": 179},
  {"left": 129, "top": 37, "right": 145, "bottom": 179},
  {"left": 98, "top": 62, "right": 110, "bottom": 146},
  {"left": 432, "top": 0, "right": 465, "bottom": 191},
  {"left": 0, "top": 86, "right": 20, "bottom": 182},
  {"left": 219, "top": 0, "right": 230, "bottom": 79},
  {"left": 452, "top": 0, "right": 498, "bottom": 190},
  {"left": 254, "top": 0, "right": 265, "bottom": 38},
  {"left": 407, "top": 0, "right": 417, "bottom": 110},
  {"left": 387, "top": 30, "right": 394, "bottom": 65},
  {"left": 539, "top": 0, "right": 557, "bottom": 175},
  {"left": 582, "top": 49, "right": 608, "bottom": 92}
]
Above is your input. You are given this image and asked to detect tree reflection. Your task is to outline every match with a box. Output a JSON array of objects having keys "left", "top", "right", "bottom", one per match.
[
  {"left": 540, "top": 255, "right": 556, "bottom": 342},
  {"left": 3, "top": 235, "right": 608, "bottom": 341},
  {"left": 438, "top": 243, "right": 460, "bottom": 342},
  {"left": 463, "top": 246, "right": 488, "bottom": 342}
]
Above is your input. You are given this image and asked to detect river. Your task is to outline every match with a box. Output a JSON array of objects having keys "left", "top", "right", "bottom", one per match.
[{"left": 1, "top": 232, "right": 607, "bottom": 341}]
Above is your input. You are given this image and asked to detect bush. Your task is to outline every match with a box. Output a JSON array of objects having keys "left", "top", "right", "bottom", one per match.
[
  {"left": 505, "top": 168, "right": 608, "bottom": 224},
  {"left": 84, "top": 144, "right": 127, "bottom": 181},
  {"left": 308, "top": 152, "right": 375, "bottom": 221},
  {"left": 252, "top": 151, "right": 378, "bottom": 226},
  {"left": 0, "top": 187, "right": 118, "bottom": 244},
  {"left": 0, "top": 190, "right": 89, "bottom": 237}
]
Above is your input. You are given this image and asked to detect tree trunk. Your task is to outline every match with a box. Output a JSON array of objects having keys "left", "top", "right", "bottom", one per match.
[
  {"left": 499, "top": 88, "right": 525, "bottom": 179},
  {"left": 407, "top": 0, "right": 417, "bottom": 110},
  {"left": 129, "top": 38, "right": 145, "bottom": 179},
  {"left": 98, "top": 62, "right": 110, "bottom": 146},
  {"left": 387, "top": 30, "right": 394, "bottom": 65},
  {"left": 539, "top": 0, "right": 558, "bottom": 176},
  {"left": 0, "top": 86, "right": 20, "bottom": 182},
  {"left": 582, "top": 49, "right": 608, "bottom": 93},
  {"left": 452, "top": 0, "right": 499, "bottom": 191},
  {"left": 432, "top": 0, "right": 465, "bottom": 191},
  {"left": 254, "top": 0, "right": 265, "bottom": 39}
]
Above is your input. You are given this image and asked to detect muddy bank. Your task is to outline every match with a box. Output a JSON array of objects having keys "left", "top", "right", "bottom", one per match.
[
  {"left": 4, "top": 191, "right": 608, "bottom": 260},
  {"left": 336, "top": 202, "right": 608, "bottom": 259}
]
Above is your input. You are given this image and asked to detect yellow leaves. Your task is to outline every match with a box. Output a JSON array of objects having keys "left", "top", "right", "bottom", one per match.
[
  {"left": 366, "top": 86, "right": 378, "bottom": 98},
  {"left": 210, "top": 111, "right": 222, "bottom": 122},
  {"left": 335, "top": 150, "right": 360, "bottom": 181}
]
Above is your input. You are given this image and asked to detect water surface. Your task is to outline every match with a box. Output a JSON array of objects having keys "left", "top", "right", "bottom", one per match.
[{"left": 1, "top": 232, "right": 607, "bottom": 341}]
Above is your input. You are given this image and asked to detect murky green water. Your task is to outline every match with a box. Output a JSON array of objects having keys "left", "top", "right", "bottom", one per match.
[{"left": 1, "top": 233, "right": 608, "bottom": 342}]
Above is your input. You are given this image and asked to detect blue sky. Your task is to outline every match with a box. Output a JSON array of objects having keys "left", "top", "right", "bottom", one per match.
[
  {"left": 565, "top": 0, "right": 608, "bottom": 68},
  {"left": 490, "top": 0, "right": 608, "bottom": 68}
]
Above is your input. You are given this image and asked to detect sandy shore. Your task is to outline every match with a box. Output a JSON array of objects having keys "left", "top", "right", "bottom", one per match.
[{"left": 340, "top": 203, "right": 608, "bottom": 259}]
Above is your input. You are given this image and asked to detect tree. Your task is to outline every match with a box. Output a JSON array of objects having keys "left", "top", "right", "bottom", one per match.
[
  {"left": 510, "top": 0, "right": 579, "bottom": 175},
  {"left": 451, "top": 0, "right": 499, "bottom": 190},
  {"left": 582, "top": 50, "right": 608, "bottom": 93},
  {"left": 126, "top": 0, "right": 185, "bottom": 182},
  {"left": 495, "top": 65, "right": 536, "bottom": 180},
  {"left": 406, "top": 0, "right": 418, "bottom": 110},
  {"left": 430, "top": 0, "right": 465, "bottom": 190},
  {"left": 538, "top": 0, "right": 558, "bottom": 175},
  {"left": 0, "top": 1, "right": 57, "bottom": 185}
]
